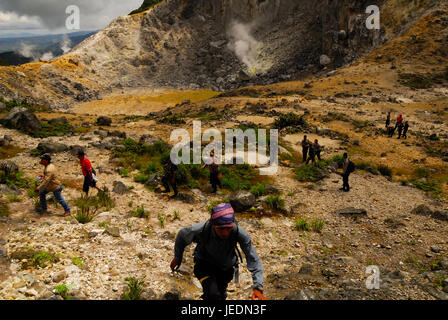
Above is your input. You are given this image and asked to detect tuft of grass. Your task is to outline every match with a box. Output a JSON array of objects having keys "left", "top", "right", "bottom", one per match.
[
  {"left": 173, "top": 210, "right": 180, "bottom": 220},
  {"left": 119, "top": 168, "right": 129, "bottom": 178},
  {"left": 121, "top": 277, "right": 145, "bottom": 300},
  {"left": 30, "top": 251, "right": 57, "bottom": 268},
  {"left": 250, "top": 183, "right": 267, "bottom": 197},
  {"left": 264, "top": 194, "right": 285, "bottom": 211},
  {"left": 273, "top": 112, "right": 306, "bottom": 130},
  {"left": 158, "top": 213, "right": 166, "bottom": 228},
  {"left": 132, "top": 206, "right": 149, "bottom": 218},
  {"left": 71, "top": 257, "right": 84, "bottom": 267},
  {"left": 294, "top": 165, "right": 327, "bottom": 182},
  {"left": 6, "top": 194, "right": 23, "bottom": 203},
  {"left": 378, "top": 165, "right": 392, "bottom": 177},
  {"left": 294, "top": 218, "right": 310, "bottom": 231},
  {"left": 311, "top": 219, "right": 325, "bottom": 233},
  {"left": 54, "top": 284, "right": 72, "bottom": 300}
]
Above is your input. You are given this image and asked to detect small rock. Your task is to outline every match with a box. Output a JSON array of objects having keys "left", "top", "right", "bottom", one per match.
[
  {"left": 299, "top": 264, "right": 314, "bottom": 275},
  {"left": 52, "top": 271, "right": 67, "bottom": 283},
  {"left": 431, "top": 246, "right": 441, "bottom": 253},
  {"left": 106, "top": 227, "right": 120, "bottom": 237}
]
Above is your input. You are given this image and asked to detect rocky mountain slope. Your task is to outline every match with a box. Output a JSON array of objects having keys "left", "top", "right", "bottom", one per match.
[
  {"left": 0, "top": 0, "right": 437, "bottom": 108},
  {"left": 0, "top": 0, "right": 447, "bottom": 301}
]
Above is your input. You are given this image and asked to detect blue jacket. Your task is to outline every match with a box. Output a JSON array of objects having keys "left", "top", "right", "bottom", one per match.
[{"left": 174, "top": 221, "right": 264, "bottom": 290}]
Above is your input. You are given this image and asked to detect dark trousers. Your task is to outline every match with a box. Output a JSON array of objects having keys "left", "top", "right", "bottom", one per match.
[
  {"left": 210, "top": 174, "right": 222, "bottom": 193},
  {"left": 397, "top": 128, "right": 403, "bottom": 139},
  {"left": 83, "top": 175, "right": 96, "bottom": 194},
  {"left": 403, "top": 129, "right": 408, "bottom": 139},
  {"left": 39, "top": 185, "right": 70, "bottom": 212},
  {"left": 306, "top": 153, "right": 315, "bottom": 165},
  {"left": 162, "top": 174, "right": 178, "bottom": 196},
  {"left": 193, "top": 258, "right": 234, "bottom": 301},
  {"left": 302, "top": 147, "right": 308, "bottom": 162},
  {"left": 342, "top": 173, "right": 350, "bottom": 191}
]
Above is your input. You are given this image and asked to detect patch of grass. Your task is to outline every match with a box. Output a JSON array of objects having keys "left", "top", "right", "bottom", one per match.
[
  {"left": 158, "top": 213, "right": 166, "bottom": 228},
  {"left": 294, "top": 165, "right": 327, "bottom": 182},
  {"left": 132, "top": 206, "right": 149, "bottom": 218},
  {"left": 98, "top": 221, "right": 109, "bottom": 229},
  {"left": 71, "top": 257, "right": 84, "bottom": 267},
  {"left": 399, "top": 73, "right": 433, "bottom": 89},
  {"left": 6, "top": 194, "right": 22, "bottom": 203},
  {"left": 352, "top": 119, "right": 370, "bottom": 129},
  {"left": 273, "top": 112, "right": 306, "bottom": 130},
  {"left": 119, "top": 168, "right": 129, "bottom": 178},
  {"left": 173, "top": 210, "right": 180, "bottom": 220},
  {"left": 133, "top": 173, "right": 149, "bottom": 184},
  {"left": 250, "top": 182, "right": 268, "bottom": 197},
  {"left": 378, "top": 165, "right": 392, "bottom": 177},
  {"left": 0, "top": 145, "right": 24, "bottom": 160},
  {"left": 54, "top": 284, "right": 72, "bottom": 300},
  {"left": 264, "top": 194, "right": 285, "bottom": 211},
  {"left": 413, "top": 179, "right": 442, "bottom": 195},
  {"left": 121, "top": 276, "right": 145, "bottom": 300},
  {"left": 30, "top": 251, "right": 57, "bottom": 268},
  {"left": 294, "top": 218, "right": 310, "bottom": 232},
  {"left": 157, "top": 115, "right": 186, "bottom": 125},
  {"left": 33, "top": 122, "right": 74, "bottom": 138},
  {"left": 414, "top": 167, "right": 429, "bottom": 179},
  {"left": 0, "top": 171, "right": 33, "bottom": 190},
  {"left": 311, "top": 219, "right": 325, "bottom": 233}
]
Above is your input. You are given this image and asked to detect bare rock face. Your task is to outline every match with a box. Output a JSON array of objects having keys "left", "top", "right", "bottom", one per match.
[{"left": 0, "top": 107, "right": 42, "bottom": 134}]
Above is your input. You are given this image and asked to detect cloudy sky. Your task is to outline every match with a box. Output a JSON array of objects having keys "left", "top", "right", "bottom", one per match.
[{"left": 0, "top": 0, "right": 143, "bottom": 37}]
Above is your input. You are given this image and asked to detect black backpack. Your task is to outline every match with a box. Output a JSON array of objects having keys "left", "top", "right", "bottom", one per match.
[{"left": 348, "top": 161, "right": 356, "bottom": 173}]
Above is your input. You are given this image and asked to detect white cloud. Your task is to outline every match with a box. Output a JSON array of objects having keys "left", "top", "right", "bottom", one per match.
[{"left": 0, "top": 11, "right": 42, "bottom": 30}]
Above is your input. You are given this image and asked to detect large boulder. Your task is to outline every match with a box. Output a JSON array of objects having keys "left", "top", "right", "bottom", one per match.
[
  {"left": 112, "top": 181, "right": 129, "bottom": 195},
  {"left": 229, "top": 190, "right": 256, "bottom": 212},
  {"left": 37, "top": 141, "right": 68, "bottom": 154},
  {"left": 0, "top": 107, "right": 42, "bottom": 134},
  {"left": 0, "top": 160, "right": 19, "bottom": 176}
]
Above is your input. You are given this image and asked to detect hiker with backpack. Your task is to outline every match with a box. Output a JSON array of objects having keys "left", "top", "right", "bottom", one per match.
[
  {"left": 402, "top": 121, "right": 409, "bottom": 139},
  {"left": 77, "top": 150, "right": 99, "bottom": 197},
  {"left": 36, "top": 154, "right": 71, "bottom": 216},
  {"left": 385, "top": 112, "right": 391, "bottom": 128},
  {"left": 340, "top": 152, "right": 355, "bottom": 192},
  {"left": 170, "top": 203, "right": 266, "bottom": 301},
  {"left": 300, "top": 135, "right": 311, "bottom": 162},
  {"left": 161, "top": 153, "right": 178, "bottom": 198}
]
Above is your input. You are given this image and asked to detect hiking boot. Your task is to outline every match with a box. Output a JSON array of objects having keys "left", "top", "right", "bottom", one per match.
[{"left": 63, "top": 212, "right": 71, "bottom": 217}]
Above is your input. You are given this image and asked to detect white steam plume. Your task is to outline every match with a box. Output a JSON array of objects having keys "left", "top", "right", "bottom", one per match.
[
  {"left": 227, "top": 21, "right": 259, "bottom": 72},
  {"left": 19, "top": 42, "right": 38, "bottom": 60},
  {"left": 60, "top": 34, "right": 72, "bottom": 54},
  {"left": 40, "top": 52, "right": 54, "bottom": 61}
]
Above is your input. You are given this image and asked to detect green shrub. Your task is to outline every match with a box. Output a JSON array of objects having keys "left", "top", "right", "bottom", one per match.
[
  {"left": 130, "top": 0, "right": 163, "bottom": 15},
  {"left": 274, "top": 112, "right": 306, "bottom": 130},
  {"left": 34, "top": 122, "right": 74, "bottom": 138},
  {"left": 158, "top": 213, "right": 165, "bottom": 228},
  {"left": 250, "top": 183, "right": 267, "bottom": 197},
  {"left": 414, "top": 167, "right": 429, "bottom": 178},
  {"left": 264, "top": 195, "right": 285, "bottom": 211},
  {"left": 134, "top": 174, "right": 149, "bottom": 184},
  {"left": 72, "top": 257, "right": 84, "bottom": 267},
  {"left": 119, "top": 168, "right": 129, "bottom": 177},
  {"left": 31, "top": 251, "right": 56, "bottom": 268},
  {"left": 399, "top": 73, "right": 433, "bottom": 89},
  {"left": 378, "top": 165, "right": 392, "bottom": 177},
  {"left": 294, "top": 218, "right": 310, "bottom": 231},
  {"left": 122, "top": 277, "right": 145, "bottom": 300},
  {"left": 413, "top": 180, "right": 442, "bottom": 194}
]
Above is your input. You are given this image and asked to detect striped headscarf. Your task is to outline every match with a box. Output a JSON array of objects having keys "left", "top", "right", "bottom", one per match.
[{"left": 211, "top": 203, "right": 235, "bottom": 228}]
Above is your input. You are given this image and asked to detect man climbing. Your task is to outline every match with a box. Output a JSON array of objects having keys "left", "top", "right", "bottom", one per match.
[
  {"left": 395, "top": 113, "right": 404, "bottom": 129},
  {"left": 306, "top": 139, "right": 316, "bottom": 166},
  {"left": 340, "top": 152, "right": 354, "bottom": 192},
  {"left": 385, "top": 112, "right": 391, "bottom": 128},
  {"left": 201, "top": 151, "right": 222, "bottom": 194},
  {"left": 36, "top": 154, "right": 70, "bottom": 216},
  {"left": 300, "top": 135, "right": 310, "bottom": 162},
  {"left": 312, "top": 139, "right": 322, "bottom": 162},
  {"left": 77, "top": 150, "right": 99, "bottom": 197},
  {"left": 161, "top": 153, "right": 178, "bottom": 198},
  {"left": 402, "top": 121, "right": 409, "bottom": 139},
  {"left": 170, "top": 203, "right": 266, "bottom": 301},
  {"left": 397, "top": 121, "right": 404, "bottom": 139}
]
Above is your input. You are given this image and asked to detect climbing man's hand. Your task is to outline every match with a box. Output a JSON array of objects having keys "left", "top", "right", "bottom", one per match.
[
  {"left": 251, "top": 289, "right": 267, "bottom": 300},
  {"left": 170, "top": 259, "right": 180, "bottom": 272}
]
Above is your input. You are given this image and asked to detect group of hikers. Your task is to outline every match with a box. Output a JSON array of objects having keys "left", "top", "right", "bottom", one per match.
[
  {"left": 299, "top": 135, "right": 322, "bottom": 166},
  {"left": 386, "top": 112, "right": 409, "bottom": 139},
  {"left": 36, "top": 150, "right": 99, "bottom": 216},
  {"left": 35, "top": 135, "right": 360, "bottom": 301}
]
